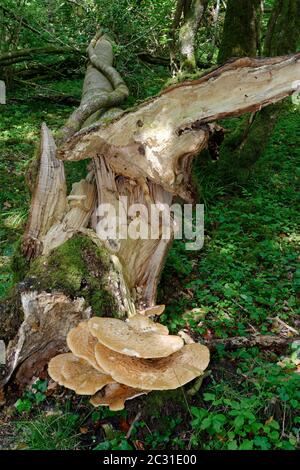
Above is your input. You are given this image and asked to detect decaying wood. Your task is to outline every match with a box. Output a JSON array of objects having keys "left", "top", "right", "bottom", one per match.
[
  {"left": 205, "top": 334, "right": 299, "bottom": 351},
  {"left": 22, "top": 123, "right": 67, "bottom": 259},
  {"left": 2, "top": 292, "right": 91, "bottom": 386},
  {"left": 41, "top": 175, "right": 96, "bottom": 256},
  {"left": 92, "top": 156, "right": 174, "bottom": 307},
  {"left": 59, "top": 54, "right": 300, "bottom": 199}
]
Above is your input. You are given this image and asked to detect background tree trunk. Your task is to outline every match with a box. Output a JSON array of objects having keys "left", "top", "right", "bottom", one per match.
[
  {"left": 218, "top": 0, "right": 261, "bottom": 63},
  {"left": 218, "top": 0, "right": 300, "bottom": 175},
  {"left": 265, "top": 0, "right": 300, "bottom": 56},
  {"left": 178, "top": 0, "right": 208, "bottom": 71},
  {"left": 170, "top": 0, "right": 208, "bottom": 73}
]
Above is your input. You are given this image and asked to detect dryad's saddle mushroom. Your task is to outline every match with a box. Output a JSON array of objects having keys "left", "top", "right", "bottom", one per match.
[
  {"left": 95, "top": 342, "right": 209, "bottom": 390},
  {"left": 90, "top": 383, "right": 147, "bottom": 411},
  {"left": 48, "top": 353, "right": 113, "bottom": 395},
  {"left": 88, "top": 317, "right": 183, "bottom": 358},
  {"left": 48, "top": 313, "right": 210, "bottom": 411}
]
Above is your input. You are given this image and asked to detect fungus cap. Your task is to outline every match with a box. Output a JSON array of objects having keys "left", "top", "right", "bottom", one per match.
[
  {"left": 140, "top": 305, "right": 165, "bottom": 317},
  {"left": 67, "top": 322, "right": 106, "bottom": 372},
  {"left": 95, "top": 342, "right": 210, "bottom": 390},
  {"left": 126, "top": 314, "right": 168, "bottom": 335},
  {"left": 88, "top": 317, "right": 183, "bottom": 358},
  {"left": 48, "top": 353, "right": 113, "bottom": 395},
  {"left": 90, "top": 383, "right": 147, "bottom": 411}
]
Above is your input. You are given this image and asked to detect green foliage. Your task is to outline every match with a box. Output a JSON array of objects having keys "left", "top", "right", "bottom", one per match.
[
  {"left": 93, "top": 434, "right": 133, "bottom": 451},
  {"left": 190, "top": 350, "right": 300, "bottom": 450},
  {"left": 161, "top": 109, "right": 300, "bottom": 339},
  {"left": 15, "top": 380, "right": 48, "bottom": 415}
]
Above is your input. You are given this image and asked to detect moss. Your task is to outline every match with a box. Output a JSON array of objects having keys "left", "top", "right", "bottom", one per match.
[
  {"left": 24, "top": 235, "right": 119, "bottom": 317},
  {"left": 142, "top": 390, "right": 187, "bottom": 419},
  {"left": 164, "top": 67, "right": 215, "bottom": 89},
  {"left": 10, "top": 239, "right": 31, "bottom": 284}
]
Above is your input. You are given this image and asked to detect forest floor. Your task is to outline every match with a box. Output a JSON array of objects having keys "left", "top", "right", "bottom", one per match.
[{"left": 0, "top": 70, "right": 299, "bottom": 450}]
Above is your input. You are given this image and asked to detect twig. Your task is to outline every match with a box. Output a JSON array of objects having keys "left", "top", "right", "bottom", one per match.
[
  {"left": 273, "top": 317, "right": 299, "bottom": 336},
  {"left": 126, "top": 411, "right": 142, "bottom": 439}
]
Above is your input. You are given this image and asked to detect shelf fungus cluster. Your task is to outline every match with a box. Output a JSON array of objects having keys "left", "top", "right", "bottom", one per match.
[{"left": 48, "top": 311, "right": 210, "bottom": 411}]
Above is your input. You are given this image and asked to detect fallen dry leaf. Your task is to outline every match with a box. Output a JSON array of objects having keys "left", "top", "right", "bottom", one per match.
[{"left": 80, "top": 427, "right": 89, "bottom": 434}]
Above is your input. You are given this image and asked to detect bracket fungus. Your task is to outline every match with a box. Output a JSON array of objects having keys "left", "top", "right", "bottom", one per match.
[
  {"left": 67, "top": 321, "right": 106, "bottom": 372},
  {"left": 95, "top": 342, "right": 210, "bottom": 390},
  {"left": 140, "top": 305, "right": 165, "bottom": 317},
  {"left": 126, "top": 313, "right": 169, "bottom": 335},
  {"left": 48, "top": 313, "right": 210, "bottom": 411},
  {"left": 88, "top": 317, "right": 183, "bottom": 358},
  {"left": 90, "top": 383, "right": 147, "bottom": 411},
  {"left": 48, "top": 353, "right": 113, "bottom": 395}
]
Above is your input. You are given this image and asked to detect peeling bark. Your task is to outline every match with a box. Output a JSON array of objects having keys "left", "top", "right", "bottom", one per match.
[
  {"left": 2, "top": 292, "right": 91, "bottom": 386},
  {"left": 22, "top": 123, "right": 67, "bottom": 260}
]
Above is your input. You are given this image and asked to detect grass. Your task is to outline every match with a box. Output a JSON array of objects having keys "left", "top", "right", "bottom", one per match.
[{"left": 0, "top": 73, "right": 299, "bottom": 450}]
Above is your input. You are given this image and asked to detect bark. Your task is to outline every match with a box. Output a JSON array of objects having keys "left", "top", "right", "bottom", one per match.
[
  {"left": 218, "top": 0, "right": 261, "bottom": 63},
  {"left": 170, "top": 0, "right": 208, "bottom": 73},
  {"left": 2, "top": 28, "right": 299, "bottom": 387},
  {"left": 179, "top": 0, "right": 208, "bottom": 71}
]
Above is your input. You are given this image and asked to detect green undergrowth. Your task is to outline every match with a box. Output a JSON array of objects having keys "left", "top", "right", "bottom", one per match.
[{"left": 6, "top": 345, "right": 300, "bottom": 450}]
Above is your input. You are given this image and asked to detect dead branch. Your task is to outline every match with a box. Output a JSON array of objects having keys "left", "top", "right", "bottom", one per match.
[{"left": 205, "top": 334, "right": 299, "bottom": 351}]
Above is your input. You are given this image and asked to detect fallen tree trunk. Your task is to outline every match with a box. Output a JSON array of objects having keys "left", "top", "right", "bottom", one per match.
[
  {"left": 1, "top": 28, "right": 299, "bottom": 386},
  {"left": 9, "top": 94, "right": 81, "bottom": 106},
  {"left": 0, "top": 46, "right": 84, "bottom": 66}
]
